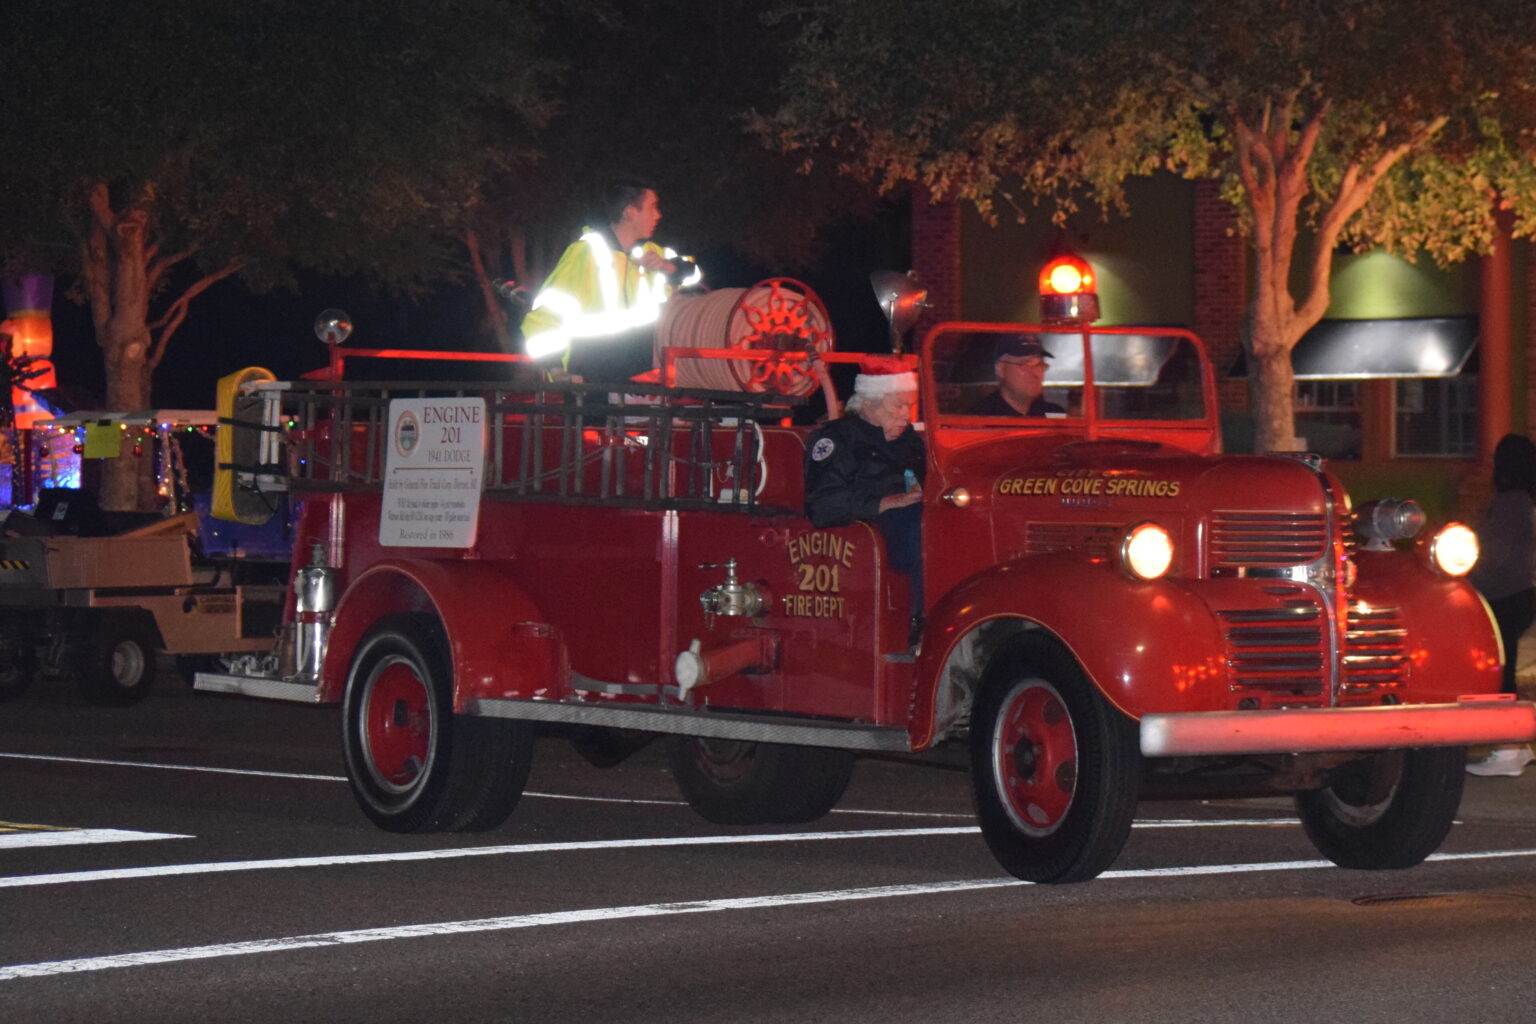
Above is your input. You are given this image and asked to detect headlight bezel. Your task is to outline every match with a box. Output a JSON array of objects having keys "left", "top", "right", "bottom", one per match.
[
  {"left": 1120, "top": 520, "right": 1174, "bottom": 581},
  {"left": 1427, "top": 521, "right": 1478, "bottom": 577}
]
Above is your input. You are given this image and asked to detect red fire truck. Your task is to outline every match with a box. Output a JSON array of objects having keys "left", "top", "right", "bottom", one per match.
[{"left": 196, "top": 268, "right": 1536, "bottom": 883}]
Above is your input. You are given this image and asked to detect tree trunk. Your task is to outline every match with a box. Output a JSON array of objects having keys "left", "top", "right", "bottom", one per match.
[
  {"left": 1247, "top": 309, "right": 1302, "bottom": 453},
  {"left": 81, "top": 183, "right": 157, "bottom": 511},
  {"left": 465, "top": 228, "right": 514, "bottom": 353}
]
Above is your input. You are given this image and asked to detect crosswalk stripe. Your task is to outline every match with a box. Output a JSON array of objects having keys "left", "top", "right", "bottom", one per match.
[{"left": 0, "top": 829, "right": 190, "bottom": 850}]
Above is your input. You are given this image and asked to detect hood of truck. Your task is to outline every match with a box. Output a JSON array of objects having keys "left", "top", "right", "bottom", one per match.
[{"left": 932, "top": 433, "right": 1336, "bottom": 575}]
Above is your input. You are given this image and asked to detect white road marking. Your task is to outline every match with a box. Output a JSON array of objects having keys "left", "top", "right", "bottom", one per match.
[
  {"left": 8, "top": 847, "right": 1536, "bottom": 982},
  {"left": 0, "top": 829, "right": 190, "bottom": 850},
  {"left": 0, "top": 828, "right": 980, "bottom": 889},
  {"left": 3, "top": 751, "right": 1298, "bottom": 824},
  {"left": 0, "top": 751, "right": 342, "bottom": 783},
  {"left": 0, "top": 815, "right": 1310, "bottom": 891}
]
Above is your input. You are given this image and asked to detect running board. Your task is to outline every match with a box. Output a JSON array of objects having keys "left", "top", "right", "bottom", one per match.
[
  {"left": 193, "top": 672, "right": 326, "bottom": 703},
  {"left": 467, "top": 697, "right": 912, "bottom": 752}
]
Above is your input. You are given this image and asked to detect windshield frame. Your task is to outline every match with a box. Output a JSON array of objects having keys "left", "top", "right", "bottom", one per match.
[{"left": 917, "top": 321, "right": 1221, "bottom": 454}]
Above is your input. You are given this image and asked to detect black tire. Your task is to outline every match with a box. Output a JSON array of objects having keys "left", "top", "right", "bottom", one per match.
[
  {"left": 969, "top": 634, "right": 1141, "bottom": 883},
  {"left": 669, "top": 737, "right": 855, "bottom": 825},
  {"left": 1294, "top": 747, "right": 1465, "bottom": 870},
  {"left": 341, "top": 614, "right": 534, "bottom": 833},
  {"left": 0, "top": 634, "right": 37, "bottom": 701},
  {"left": 72, "top": 614, "right": 158, "bottom": 706}
]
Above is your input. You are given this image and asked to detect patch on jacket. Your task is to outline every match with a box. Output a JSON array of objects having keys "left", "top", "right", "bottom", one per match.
[{"left": 811, "top": 437, "right": 835, "bottom": 462}]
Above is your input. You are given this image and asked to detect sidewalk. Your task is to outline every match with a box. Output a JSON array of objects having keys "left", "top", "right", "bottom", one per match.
[{"left": 1458, "top": 635, "right": 1536, "bottom": 823}]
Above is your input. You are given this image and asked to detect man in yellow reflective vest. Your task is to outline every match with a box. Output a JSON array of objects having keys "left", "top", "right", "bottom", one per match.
[{"left": 521, "top": 178, "right": 701, "bottom": 382}]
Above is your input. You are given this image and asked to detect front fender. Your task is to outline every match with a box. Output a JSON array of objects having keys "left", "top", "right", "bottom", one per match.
[
  {"left": 914, "top": 554, "right": 1225, "bottom": 746},
  {"left": 324, "top": 559, "right": 566, "bottom": 708},
  {"left": 1352, "top": 549, "right": 1501, "bottom": 701}
]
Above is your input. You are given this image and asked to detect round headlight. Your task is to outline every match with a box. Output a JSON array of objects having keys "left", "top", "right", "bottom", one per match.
[
  {"left": 1121, "top": 521, "right": 1174, "bottom": 580},
  {"left": 1429, "top": 522, "right": 1478, "bottom": 577}
]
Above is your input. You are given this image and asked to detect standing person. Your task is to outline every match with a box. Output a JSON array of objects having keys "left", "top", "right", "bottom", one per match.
[
  {"left": 520, "top": 178, "right": 700, "bottom": 383},
  {"left": 1467, "top": 432, "right": 1536, "bottom": 777},
  {"left": 968, "top": 334, "right": 1065, "bottom": 416},
  {"left": 804, "top": 360, "right": 925, "bottom": 641}
]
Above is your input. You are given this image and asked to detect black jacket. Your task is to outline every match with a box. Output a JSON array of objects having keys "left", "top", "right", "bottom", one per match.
[
  {"left": 967, "top": 390, "right": 1065, "bottom": 417},
  {"left": 803, "top": 413, "right": 926, "bottom": 528}
]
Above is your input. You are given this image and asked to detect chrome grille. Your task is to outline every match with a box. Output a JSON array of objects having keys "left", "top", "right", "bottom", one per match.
[
  {"left": 1341, "top": 603, "right": 1408, "bottom": 695},
  {"left": 1023, "top": 522, "right": 1119, "bottom": 560},
  {"left": 1220, "top": 602, "right": 1326, "bottom": 703},
  {"left": 1210, "top": 511, "right": 1329, "bottom": 569}
]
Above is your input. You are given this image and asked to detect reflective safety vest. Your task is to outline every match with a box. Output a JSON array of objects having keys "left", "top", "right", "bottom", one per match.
[{"left": 521, "top": 229, "right": 699, "bottom": 368}]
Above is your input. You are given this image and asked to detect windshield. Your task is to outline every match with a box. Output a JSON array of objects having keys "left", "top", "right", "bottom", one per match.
[{"left": 926, "top": 326, "right": 1211, "bottom": 425}]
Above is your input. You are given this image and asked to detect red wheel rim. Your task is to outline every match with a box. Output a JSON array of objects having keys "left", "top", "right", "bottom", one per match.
[
  {"left": 991, "top": 680, "right": 1077, "bottom": 835},
  {"left": 362, "top": 657, "right": 434, "bottom": 792}
]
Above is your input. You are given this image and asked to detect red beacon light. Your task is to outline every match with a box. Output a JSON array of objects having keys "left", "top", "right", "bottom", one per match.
[{"left": 1039, "top": 252, "right": 1100, "bottom": 325}]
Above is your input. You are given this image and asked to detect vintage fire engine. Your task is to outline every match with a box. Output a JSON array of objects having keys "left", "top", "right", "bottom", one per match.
[{"left": 196, "top": 269, "right": 1536, "bottom": 883}]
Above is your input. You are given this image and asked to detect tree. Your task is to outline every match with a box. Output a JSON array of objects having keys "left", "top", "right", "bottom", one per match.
[
  {"left": 461, "top": 0, "right": 880, "bottom": 351},
  {"left": 1, "top": 0, "right": 552, "bottom": 508},
  {"left": 761, "top": 0, "right": 1536, "bottom": 451}
]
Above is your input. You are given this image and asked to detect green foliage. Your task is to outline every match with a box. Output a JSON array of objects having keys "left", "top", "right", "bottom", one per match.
[{"left": 765, "top": 0, "right": 1536, "bottom": 261}]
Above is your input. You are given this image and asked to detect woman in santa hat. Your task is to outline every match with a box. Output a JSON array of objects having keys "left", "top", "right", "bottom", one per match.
[{"left": 803, "top": 358, "right": 925, "bottom": 640}]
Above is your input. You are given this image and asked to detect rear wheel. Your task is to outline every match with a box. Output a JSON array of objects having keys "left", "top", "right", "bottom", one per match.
[
  {"left": 669, "top": 737, "right": 855, "bottom": 825},
  {"left": 1295, "top": 747, "right": 1465, "bottom": 869},
  {"left": 72, "top": 614, "right": 157, "bottom": 706},
  {"left": 970, "top": 635, "right": 1141, "bottom": 883},
  {"left": 341, "top": 614, "right": 533, "bottom": 832}
]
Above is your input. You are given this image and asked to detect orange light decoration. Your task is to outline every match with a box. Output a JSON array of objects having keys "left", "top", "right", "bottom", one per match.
[{"left": 2, "top": 274, "right": 58, "bottom": 431}]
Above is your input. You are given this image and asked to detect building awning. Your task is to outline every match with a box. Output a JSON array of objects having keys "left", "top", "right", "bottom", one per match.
[{"left": 1228, "top": 317, "right": 1479, "bottom": 380}]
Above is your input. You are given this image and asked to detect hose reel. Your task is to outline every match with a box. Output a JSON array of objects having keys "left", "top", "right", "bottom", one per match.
[{"left": 656, "top": 278, "right": 834, "bottom": 396}]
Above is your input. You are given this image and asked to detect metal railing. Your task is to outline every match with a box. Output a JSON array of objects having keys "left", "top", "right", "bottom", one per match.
[{"left": 260, "top": 379, "right": 803, "bottom": 515}]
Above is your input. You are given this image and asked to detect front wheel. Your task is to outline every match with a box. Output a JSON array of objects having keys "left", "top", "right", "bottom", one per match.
[
  {"left": 72, "top": 614, "right": 157, "bottom": 706},
  {"left": 970, "top": 635, "right": 1141, "bottom": 883},
  {"left": 669, "top": 737, "right": 854, "bottom": 825},
  {"left": 1295, "top": 747, "right": 1465, "bottom": 869},
  {"left": 341, "top": 614, "right": 534, "bottom": 833}
]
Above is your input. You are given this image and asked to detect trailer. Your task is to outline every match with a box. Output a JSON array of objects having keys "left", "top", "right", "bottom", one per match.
[{"left": 0, "top": 412, "right": 286, "bottom": 704}]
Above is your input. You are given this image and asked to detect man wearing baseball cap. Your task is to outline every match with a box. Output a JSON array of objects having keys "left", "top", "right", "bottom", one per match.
[{"left": 969, "top": 334, "right": 1065, "bottom": 417}]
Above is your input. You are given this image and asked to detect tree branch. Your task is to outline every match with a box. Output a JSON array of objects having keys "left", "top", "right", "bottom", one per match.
[
  {"left": 465, "top": 228, "right": 512, "bottom": 352},
  {"left": 1298, "top": 114, "right": 1449, "bottom": 325},
  {"left": 146, "top": 247, "right": 195, "bottom": 294},
  {"left": 146, "top": 262, "right": 241, "bottom": 370}
]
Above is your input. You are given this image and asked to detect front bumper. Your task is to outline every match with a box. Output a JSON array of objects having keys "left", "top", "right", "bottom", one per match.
[{"left": 1140, "top": 696, "right": 1536, "bottom": 757}]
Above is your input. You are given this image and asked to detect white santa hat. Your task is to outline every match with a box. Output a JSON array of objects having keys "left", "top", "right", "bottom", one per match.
[{"left": 853, "top": 359, "right": 918, "bottom": 399}]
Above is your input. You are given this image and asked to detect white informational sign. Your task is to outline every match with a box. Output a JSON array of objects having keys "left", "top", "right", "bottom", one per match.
[{"left": 378, "top": 397, "right": 486, "bottom": 548}]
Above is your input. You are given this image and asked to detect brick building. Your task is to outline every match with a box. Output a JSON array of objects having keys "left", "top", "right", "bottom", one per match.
[{"left": 908, "top": 175, "right": 1531, "bottom": 522}]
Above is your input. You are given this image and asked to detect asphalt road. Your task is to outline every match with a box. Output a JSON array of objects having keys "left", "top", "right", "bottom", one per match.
[{"left": 4, "top": 674, "right": 1536, "bottom": 1023}]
